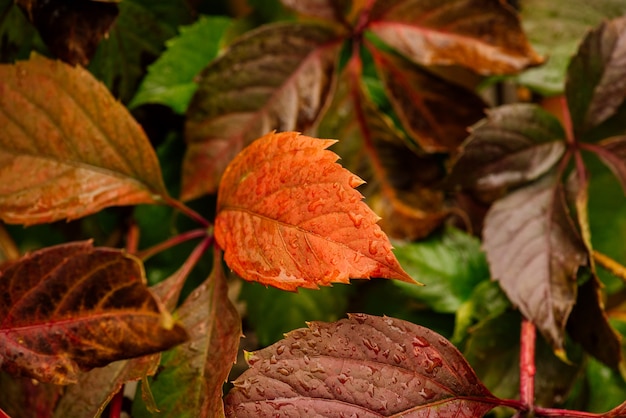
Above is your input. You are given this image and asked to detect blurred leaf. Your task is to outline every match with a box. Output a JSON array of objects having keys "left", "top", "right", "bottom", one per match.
[
  {"left": 567, "top": 16, "right": 626, "bottom": 137},
  {"left": 0, "top": 373, "right": 61, "bottom": 418},
  {"left": 593, "top": 136, "right": 626, "bottom": 194},
  {"left": 17, "top": 0, "right": 118, "bottom": 66},
  {"left": 519, "top": 0, "right": 626, "bottom": 95},
  {"left": 88, "top": 0, "right": 192, "bottom": 103},
  {"left": 367, "top": 43, "right": 486, "bottom": 153},
  {"left": 393, "top": 226, "right": 489, "bottom": 313},
  {"left": 183, "top": 22, "right": 341, "bottom": 199},
  {"left": 0, "top": 54, "right": 168, "bottom": 225},
  {"left": 130, "top": 15, "right": 232, "bottom": 114},
  {"left": 225, "top": 314, "right": 500, "bottom": 416},
  {"left": 449, "top": 104, "right": 566, "bottom": 194},
  {"left": 134, "top": 251, "right": 241, "bottom": 418},
  {"left": 368, "top": 0, "right": 542, "bottom": 75},
  {"left": 280, "top": 0, "right": 352, "bottom": 23},
  {"left": 215, "top": 131, "right": 415, "bottom": 290},
  {"left": 0, "top": 0, "right": 42, "bottom": 62},
  {"left": 463, "top": 310, "right": 582, "bottom": 408},
  {"left": 240, "top": 281, "right": 352, "bottom": 346},
  {"left": 483, "top": 174, "right": 588, "bottom": 350},
  {"left": 585, "top": 357, "right": 626, "bottom": 413},
  {"left": 0, "top": 241, "right": 187, "bottom": 384}
]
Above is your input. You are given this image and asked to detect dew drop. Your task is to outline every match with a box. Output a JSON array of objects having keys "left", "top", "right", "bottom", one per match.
[
  {"left": 303, "top": 355, "right": 310, "bottom": 365},
  {"left": 368, "top": 241, "right": 378, "bottom": 255},
  {"left": 418, "top": 388, "right": 435, "bottom": 400},
  {"left": 311, "top": 328, "right": 322, "bottom": 338},
  {"left": 362, "top": 338, "right": 380, "bottom": 354},
  {"left": 348, "top": 211, "right": 364, "bottom": 227},
  {"left": 276, "top": 345, "right": 286, "bottom": 355},
  {"left": 270, "top": 355, "right": 278, "bottom": 364},
  {"left": 308, "top": 199, "right": 324, "bottom": 212},
  {"left": 291, "top": 341, "right": 301, "bottom": 350},
  {"left": 412, "top": 336, "right": 430, "bottom": 348},
  {"left": 384, "top": 252, "right": 396, "bottom": 264},
  {"left": 337, "top": 373, "right": 350, "bottom": 384},
  {"left": 348, "top": 175, "right": 364, "bottom": 188},
  {"left": 382, "top": 349, "right": 390, "bottom": 358},
  {"left": 277, "top": 367, "right": 291, "bottom": 376},
  {"left": 352, "top": 313, "right": 368, "bottom": 324},
  {"left": 393, "top": 354, "right": 403, "bottom": 364}
]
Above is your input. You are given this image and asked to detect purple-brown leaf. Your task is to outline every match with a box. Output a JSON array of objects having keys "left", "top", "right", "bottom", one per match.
[
  {"left": 483, "top": 175, "right": 588, "bottom": 350},
  {"left": 280, "top": 0, "right": 351, "bottom": 22},
  {"left": 368, "top": 0, "right": 542, "bottom": 75},
  {"left": 592, "top": 136, "right": 626, "bottom": 194},
  {"left": 183, "top": 23, "right": 341, "bottom": 200},
  {"left": 0, "top": 242, "right": 188, "bottom": 385},
  {"left": 225, "top": 314, "right": 500, "bottom": 417}
]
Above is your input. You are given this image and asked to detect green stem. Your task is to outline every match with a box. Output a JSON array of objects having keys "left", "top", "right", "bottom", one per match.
[{"left": 137, "top": 228, "right": 208, "bottom": 261}]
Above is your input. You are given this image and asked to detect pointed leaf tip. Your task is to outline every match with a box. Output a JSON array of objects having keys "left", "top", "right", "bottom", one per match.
[{"left": 215, "top": 131, "right": 417, "bottom": 291}]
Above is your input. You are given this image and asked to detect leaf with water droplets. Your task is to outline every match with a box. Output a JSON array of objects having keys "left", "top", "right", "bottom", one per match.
[
  {"left": 214, "top": 131, "right": 416, "bottom": 291},
  {"left": 225, "top": 314, "right": 502, "bottom": 416}
]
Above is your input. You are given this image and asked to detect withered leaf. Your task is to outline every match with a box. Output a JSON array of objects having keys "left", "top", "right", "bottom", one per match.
[
  {"left": 215, "top": 131, "right": 416, "bottom": 291},
  {"left": 183, "top": 23, "right": 342, "bottom": 200},
  {"left": 448, "top": 104, "right": 566, "bottom": 194},
  {"left": 483, "top": 174, "right": 588, "bottom": 350},
  {"left": 368, "top": 0, "right": 542, "bottom": 75},
  {"left": 225, "top": 314, "right": 500, "bottom": 417},
  {"left": 0, "top": 54, "right": 168, "bottom": 225},
  {"left": 566, "top": 15, "right": 626, "bottom": 136},
  {"left": 17, "top": 0, "right": 119, "bottom": 66},
  {"left": 368, "top": 44, "right": 486, "bottom": 153},
  {"left": 0, "top": 241, "right": 188, "bottom": 385}
]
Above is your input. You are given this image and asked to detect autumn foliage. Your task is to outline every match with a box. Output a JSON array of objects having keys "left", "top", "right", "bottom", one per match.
[{"left": 1, "top": 1, "right": 626, "bottom": 417}]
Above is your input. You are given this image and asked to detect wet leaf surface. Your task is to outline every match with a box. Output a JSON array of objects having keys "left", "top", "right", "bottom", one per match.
[
  {"left": 183, "top": 23, "right": 341, "bottom": 200},
  {"left": 225, "top": 314, "right": 499, "bottom": 417},
  {"left": 0, "top": 54, "right": 168, "bottom": 225},
  {"left": 448, "top": 104, "right": 566, "bottom": 194},
  {"left": 215, "top": 131, "right": 415, "bottom": 290},
  {"left": 566, "top": 15, "right": 626, "bottom": 136},
  {"left": 368, "top": 0, "right": 542, "bottom": 75},
  {"left": 0, "top": 241, "right": 188, "bottom": 384},
  {"left": 483, "top": 175, "right": 588, "bottom": 350}
]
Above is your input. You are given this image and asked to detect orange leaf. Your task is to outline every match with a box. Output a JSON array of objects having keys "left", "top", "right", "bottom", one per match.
[
  {"left": 215, "top": 131, "right": 417, "bottom": 291},
  {"left": 0, "top": 54, "right": 168, "bottom": 225}
]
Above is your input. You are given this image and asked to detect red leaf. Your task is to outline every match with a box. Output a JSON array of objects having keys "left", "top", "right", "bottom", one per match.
[
  {"left": 214, "top": 131, "right": 416, "bottom": 290},
  {"left": 183, "top": 23, "right": 341, "bottom": 200},
  {"left": 592, "top": 136, "right": 626, "bottom": 194},
  {"left": 280, "top": 0, "right": 352, "bottom": 22},
  {"left": 224, "top": 314, "right": 499, "bottom": 417},
  {"left": 483, "top": 175, "right": 588, "bottom": 350},
  {"left": 367, "top": 43, "right": 487, "bottom": 153},
  {"left": 0, "top": 242, "right": 188, "bottom": 384},
  {"left": 0, "top": 55, "right": 168, "bottom": 225},
  {"left": 368, "top": 0, "right": 542, "bottom": 75}
]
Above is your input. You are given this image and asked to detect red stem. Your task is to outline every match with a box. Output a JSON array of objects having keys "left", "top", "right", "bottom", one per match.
[
  {"left": 534, "top": 407, "right": 601, "bottom": 417},
  {"left": 162, "top": 195, "right": 211, "bottom": 228},
  {"left": 136, "top": 228, "right": 208, "bottom": 261},
  {"left": 0, "top": 407, "right": 10, "bottom": 418},
  {"left": 560, "top": 96, "right": 575, "bottom": 145},
  {"left": 520, "top": 318, "right": 536, "bottom": 412},
  {"left": 108, "top": 388, "right": 123, "bottom": 418},
  {"left": 125, "top": 222, "right": 140, "bottom": 254}
]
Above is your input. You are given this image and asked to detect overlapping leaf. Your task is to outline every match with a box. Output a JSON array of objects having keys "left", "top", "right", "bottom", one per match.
[
  {"left": 592, "top": 136, "right": 626, "bottom": 194},
  {"left": 0, "top": 54, "right": 168, "bottom": 225},
  {"left": 134, "top": 250, "right": 241, "bottom": 418},
  {"left": 483, "top": 175, "right": 588, "bottom": 350},
  {"left": 566, "top": 15, "right": 626, "bottom": 137},
  {"left": 368, "top": 0, "right": 542, "bottom": 75},
  {"left": 214, "top": 131, "right": 415, "bottom": 290},
  {"left": 448, "top": 104, "right": 566, "bottom": 194},
  {"left": 183, "top": 23, "right": 342, "bottom": 200},
  {"left": 367, "top": 44, "right": 486, "bottom": 152},
  {"left": 0, "top": 241, "right": 188, "bottom": 384},
  {"left": 225, "top": 314, "right": 500, "bottom": 417},
  {"left": 319, "top": 65, "right": 447, "bottom": 240},
  {"left": 280, "top": 0, "right": 351, "bottom": 22}
]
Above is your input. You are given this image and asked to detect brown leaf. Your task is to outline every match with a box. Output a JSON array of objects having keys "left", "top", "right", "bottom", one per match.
[
  {"left": 483, "top": 175, "right": 588, "bottom": 350},
  {"left": 183, "top": 23, "right": 341, "bottom": 200},
  {"left": 593, "top": 136, "right": 626, "bottom": 194},
  {"left": 280, "top": 0, "right": 351, "bottom": 22},
  {"left": 368, "top": 0, "right": 542, "bottom": 75},
  {"left": 0, "top": 241, "right": 188, "bottom": 384},
  {"left": 214, "top": 131, "right": 416, "bottom": 290},
  {"left": 0, "top": 55, "right": 168, "bottom": 225},
  {"left": 225, "top": 314, "right": 499, "bottom": 417},
  {"left": 368, "top": 43, "right": 486, "bottom": 153},
  {"left": 17, "top": 0, "right": 119, "bottom": 66}
]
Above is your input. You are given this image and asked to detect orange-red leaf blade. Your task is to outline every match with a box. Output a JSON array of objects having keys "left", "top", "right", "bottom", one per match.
[{"left": 215, "top": 131, "right": 416, "bottom": 290}]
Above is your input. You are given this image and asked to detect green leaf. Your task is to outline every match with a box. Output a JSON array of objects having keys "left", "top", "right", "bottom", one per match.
[
  {"left": 518, "top": 0, "right": 626, "bottom": 95},
  {"left": 88, "top": 0, "right": 192, "bottom": 103},
  {"left": 0, "top": 0, "right": 42, "bottom": 62},
  {"left": 585, "top": 357, "right": 626, "bottom": 413},
  {"left": 567, "top": 16, "right": 626, "bottom": 137},
  {"left": 393, "top": 227, "right": 489, "bottom": 314},
  {"left": 130, "top": 16, "right": 232, "bottom": 114},
  {"left": 239, "top": 281, "right": 351, "bottom": 346}
]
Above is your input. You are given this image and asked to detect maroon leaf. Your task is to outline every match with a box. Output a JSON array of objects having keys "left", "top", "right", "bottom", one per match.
[
  {"left": 448, "top": 104, "right": 566, "bottom": 194},
  {"left": 368, "top": 0, "right": 542, "bottom": 75},
  {"left": 183, "top": 23, "right": 342, "bottom": 200},
  {"left": 280, "top": 0, "right": 351, "bottom": 22},
  {"left": 367, "top": 43, "right": 487, "bottom": 152},
  {"left": 592, "top": 136, "right": 626, "bottom": 194},
  {"left": 566, "top": 15, "right": 626, "bottom": 136},
  {"left": 483, "top": 175, "right": 588, "bottom": 350},
  {"left": 225, "top": 314, "right": 500, "bottom": 417},
  {"left": 0, "top": 242, "right": 188, "bottom": 384}
]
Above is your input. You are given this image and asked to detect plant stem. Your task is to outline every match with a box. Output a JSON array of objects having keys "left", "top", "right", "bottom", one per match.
[
  {"left": 0, "top": 407, "right": 10, "bottom": 418},
  {"left": 593, "top": 250, "right": 626, "bottom": 284},
  {"left": 136, "top": 228, "right": 208, "bottom": 261},
  {"left": 108, "top": 388, "right": 123, "bottom": 418},
  {"left": 162, "top": 195, "right": 211, "bottom": 228},
  {"left": 520, "top": 318, "right": 536, "bottom": 413},
  {"left": 125, "top": 222, "right": 140, "bottom": 254},
  {"left": 560, "top": 96, "right": 575, "bottom": 145},
  {"left": 534, "top": 406, "right": 600, "bottom": 417},
  {"left": 0, "top": 223, "right": 19, "bottom": 261}
]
